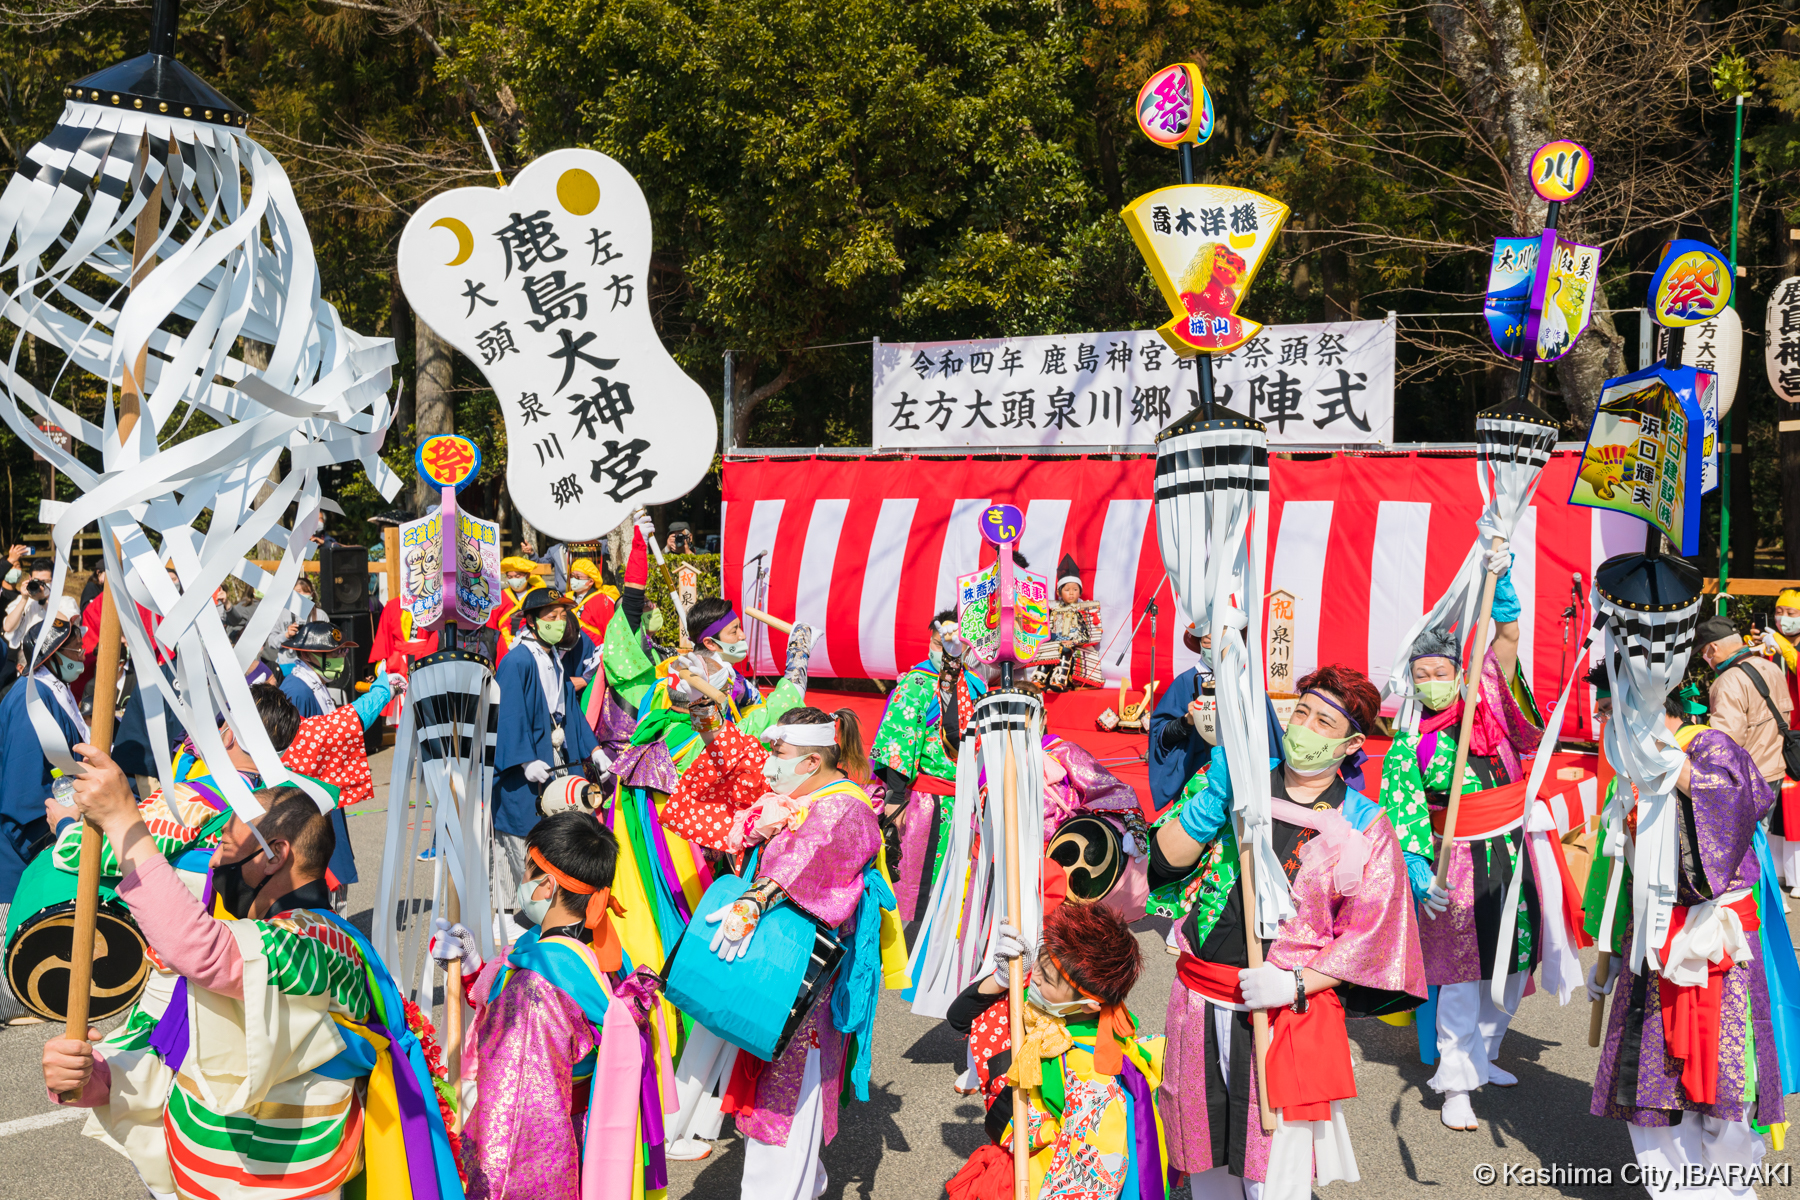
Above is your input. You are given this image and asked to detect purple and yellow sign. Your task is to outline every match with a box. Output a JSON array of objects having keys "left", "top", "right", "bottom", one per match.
[
  {"left": 1529, "top": 140, "right": 1593, "bottom": 203},
  {"left": 1649, "top": 240, "right": 1733, "bottom": 328},
  {"left": 1135, "top": 63, "right": 1213, "bottom": 148},
  {"left": 415, "top": 434, "right": 481, "bottom": 492},
  {"left": 980, "top": 503, "right": 1024, "bottom": 545}
]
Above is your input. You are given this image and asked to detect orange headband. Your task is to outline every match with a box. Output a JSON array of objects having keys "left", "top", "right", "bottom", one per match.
[
  {"left": 1043, "top": 947, "right": 1132, "bottom": 1076},
  {"left": 528, "top": 846, "right": 627, "bottom": 971}
]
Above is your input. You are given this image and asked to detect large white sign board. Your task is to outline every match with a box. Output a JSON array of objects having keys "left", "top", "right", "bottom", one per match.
[
  {"left": 873, "top": 320, "right": 1394, "bottom": 449},
  {"left": 399, "top": 148, "right": 716, "bottom": 541}
]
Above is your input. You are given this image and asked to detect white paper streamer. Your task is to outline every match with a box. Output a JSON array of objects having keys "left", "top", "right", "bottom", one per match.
[{"left": 0, "top": 103, "right": 398, "bottom": 822}]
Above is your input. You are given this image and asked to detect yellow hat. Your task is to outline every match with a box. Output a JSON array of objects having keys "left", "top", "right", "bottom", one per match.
[
  {"left": 1778, "top": 589, "right": 1800, "bottom": 610},
  {"left": 569, "top": 557, "right": 606, "bottom": 587},
  {"left": 500, "top": 556, "right": 541, "bottom": 576}
]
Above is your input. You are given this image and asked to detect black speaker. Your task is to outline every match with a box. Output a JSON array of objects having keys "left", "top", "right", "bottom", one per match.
[{"left": 317, "top": 544, "right": 370, "bottom": 618}]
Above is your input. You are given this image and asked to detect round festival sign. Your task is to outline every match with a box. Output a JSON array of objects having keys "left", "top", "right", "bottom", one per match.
[
  {"left": 1135, "top": 63, "right": 1213, "bottom": 148},
  {"left": 1649, "top": 239, "right": 1734, "bottom": 328},
  {"left": 1529, "top": 140, "right": 1594, "bottom": 203},
  {"left": 980, "top": 504, "right": 1024, "bottom": 546},
  {"left": 416, "top": 433, "right": 482, "bottom": 492}
]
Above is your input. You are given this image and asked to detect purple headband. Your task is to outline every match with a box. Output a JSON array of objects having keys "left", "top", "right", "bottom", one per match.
[
  {"left": 699, "top": 608, "right": 740, "bottom": 645},
  {"left": 1303, "top": 688, "right": 1365, "bottom": 735}
]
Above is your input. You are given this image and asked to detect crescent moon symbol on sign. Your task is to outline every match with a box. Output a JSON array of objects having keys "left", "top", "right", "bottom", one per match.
[{"left": 431, "top": 217, "right": 475, "bottom": 266}]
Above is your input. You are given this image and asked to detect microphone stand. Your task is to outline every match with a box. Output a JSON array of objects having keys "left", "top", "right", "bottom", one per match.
[{"left": 1146, "top": 597, "right": 1159, "bottom": 734}]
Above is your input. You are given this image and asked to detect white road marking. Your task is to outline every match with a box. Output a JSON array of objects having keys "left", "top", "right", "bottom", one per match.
[{"left": 0, "top": 1107, "right": 86, "bottom": 1137}]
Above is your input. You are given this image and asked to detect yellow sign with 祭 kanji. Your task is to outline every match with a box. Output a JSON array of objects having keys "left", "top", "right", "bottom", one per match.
[
  {"left": 1648, "top": 239, "right": 1733, "bottom": 328},
  {"left": 1122, "top": 185, "right": 1290, "bottom": 356},
  {"left": 416, "top": 433, "right": 481, "bottom": 492}
]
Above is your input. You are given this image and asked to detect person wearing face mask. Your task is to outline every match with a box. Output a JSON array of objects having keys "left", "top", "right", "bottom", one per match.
[
  {"left": 1580, "top": 666, "right": 1794, "bottom": 1196},
  {"left": 693, "top": 706, "right": 898, "bottom": 1200},
  {"left": 437, "top": 811, "right": 669, "bottom": 1198},
  {"left": 494, "top": 586, "right": 614, "bottom": 921},
  {"left": 1150, "top": 627, "right": 1289, "bottom": 816},
  {"left": 0, "top": 611, "right": 87, "bottom": 1022},
  {"left": 487, "top": 554, "right": 547, "bottom": 660},
  {"left": 277, "top": 620, "right": 357, "bottom": 720},
  {"left": 941, "top": 901, "right": 1164, "bottom": 1200},
  {"left": 42, "top": 752, "right": 460, "bottom": 1197},
  {"left": 1148, "top": 664, "right": 1426, "bottom": 1199},
  {"left": 868, "top": 610, "right": 988, "bottom": 920},
  {"left": 566, "top": 555, "right": 619, "bottom": 643}
]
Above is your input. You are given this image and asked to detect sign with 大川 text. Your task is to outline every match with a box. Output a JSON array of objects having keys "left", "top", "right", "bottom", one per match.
[
  {"left": 874, "top": 321, "right": 1394, "bottom": 449},
  {"left": 398, "top": 149, "right": 716, "bottom": 542}
]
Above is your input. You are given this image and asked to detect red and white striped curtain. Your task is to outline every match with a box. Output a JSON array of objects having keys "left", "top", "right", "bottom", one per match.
[{"left": 722, "top": 451, "right": 1651, "bottom": 741}]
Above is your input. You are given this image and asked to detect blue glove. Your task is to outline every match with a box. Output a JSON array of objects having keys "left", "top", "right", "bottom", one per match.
[
  {"left": 1178, "top": 745, "right": 1235, "bottom": 844},
  {"left": 350, "top": 665, "right": 395, "bottom": 730},
  {"left": 1490, "top": 568, "right": 1521, "bottom": 624},
  {"left": 1404, "top": 850, "right": 1435, "bottom": 903}
]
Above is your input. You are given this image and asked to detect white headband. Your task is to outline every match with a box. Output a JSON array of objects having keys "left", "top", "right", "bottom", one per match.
[{"left": 767, "top": 722, "right": 838, "bottom": 748}]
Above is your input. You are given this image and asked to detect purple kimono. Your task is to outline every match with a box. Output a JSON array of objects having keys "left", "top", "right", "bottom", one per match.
[
  {"left": 1593, "top": 728, "right": 1781, "bottom": 1127},
  {"left": 735, "top": 777, "right": 882, "bottom": 1147}
]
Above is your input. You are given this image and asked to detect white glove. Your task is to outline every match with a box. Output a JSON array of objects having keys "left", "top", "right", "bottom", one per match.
[
  {"left": 990, "top": 923, "right": 1037, "bottom": 989},
  {"left": 1422, "top": 882, "right": 1451, "bottom": 919},
  {"left": 523, "top": 760, "right": 552, "bottom": 785},
  {"left": 632, "top": 507, "right": 658, "bottom": 545},
  {"left": 1485, "top": 541, "right": 1512, "bottom": 577},
  {"left": 590, "top": 747, "right": 614, "bottom": 770},
  {"left": 1237, "top": 962, "right": 1299, "bottom": 1010},
  {"left": 428, "top": 918, "right": 482, "bottom": 975},
  {"left": 1586, "top": 958, "right": 1619, "bottom": 1002},
  {"left": 705, "top": 897, "right": 761, "bottom": 963}
]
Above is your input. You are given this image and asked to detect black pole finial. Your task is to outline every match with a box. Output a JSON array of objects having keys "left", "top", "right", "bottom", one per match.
[{"left": 148, "top": 0, "right": 179, "bottom": 57}]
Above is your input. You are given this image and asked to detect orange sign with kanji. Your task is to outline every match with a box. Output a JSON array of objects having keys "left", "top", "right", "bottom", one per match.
[{"left": 416, "top": 434, "right": 481, "bottom": 492}]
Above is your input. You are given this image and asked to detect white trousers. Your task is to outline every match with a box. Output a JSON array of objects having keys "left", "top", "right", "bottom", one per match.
[
  {"left": 667, "top": 1023, "right": 737, "bottom": 1144},
  {"left": 1770, "top": 834, "right": 1800, "bottom": 892},
  {"left": 1629, "top": 1114, "right": 1765, "bottom": 1199},
  {"left": 1186, "top": 1002, "right": 1358, "bottom": 1200},
  {"left": 741, "top": 1047, "right": 827, "bottom": 1200},
  {"left": 1428, "top": 974, "right": 1523, "bottom": 1093}
]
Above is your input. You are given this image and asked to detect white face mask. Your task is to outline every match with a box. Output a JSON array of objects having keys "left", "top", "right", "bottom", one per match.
[
  {"left": 516, "top": 877, "right": 552, "bottom": 926},
  {"left": 571, "top": 577, "right": 593, "bottom": 594},
  {"left": 506, "top": 574, "right": 530, "bottom": 591},
  {"left": 763, "top": 752, "right": 817, "bottom": 795},
  {"left": 716, "top": 639, "right": 749, "bottom": 664},
  {"left": 54, "top": 654, "right": 82, "bottom": 683},
  {"left": 1779, "top": 615, "right": 1800, "bottom": 637}
]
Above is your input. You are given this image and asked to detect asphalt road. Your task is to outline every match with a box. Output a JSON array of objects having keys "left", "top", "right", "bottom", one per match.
[{"left": 2, "top": 749, "right": 1796, "bottom": 1198}]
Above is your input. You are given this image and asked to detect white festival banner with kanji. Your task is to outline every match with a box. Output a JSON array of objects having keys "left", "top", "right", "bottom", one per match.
[
  {"left": 1767, "top": 276, "right": 1800, "bottom": 403},
  {"left": 873, "top": 320, "right": 1395, "bottom": 449},
  {"left": 398, "top": 149, "right": 716, "bottom": 542}
]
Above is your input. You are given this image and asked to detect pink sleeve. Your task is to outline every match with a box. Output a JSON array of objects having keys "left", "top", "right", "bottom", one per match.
[
  {"left": 48, "top": 1054, "right": 110, "bottom": 1108},
  {"left": 116, "top": 853, "right": 243, "bottom": 999}
]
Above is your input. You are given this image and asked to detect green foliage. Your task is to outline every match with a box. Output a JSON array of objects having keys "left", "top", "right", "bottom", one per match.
[{"left": 642, "top": 553, "right": 722, "bottom": 637}]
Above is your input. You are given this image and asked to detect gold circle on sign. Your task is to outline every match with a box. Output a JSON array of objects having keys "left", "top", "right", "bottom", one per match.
[{"left": 557, "top": 168, "right": 600, "bottom": 216}]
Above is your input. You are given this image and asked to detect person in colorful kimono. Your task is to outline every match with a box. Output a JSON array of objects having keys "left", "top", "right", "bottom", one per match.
[
  {"left": 698, "top": 706, "right": 896, "bottom": 1200},
  {"left": 1378, "top": 541, "right": 1542, "bottom": 1131},
  {"left": 493, "top": 586, "right": 613, "bottom": 927},
  {"left": 1757, "top": 588, "right": 1800, "bottom": 892},
  {"left": 941, "top": 899, "right": 1165, "bottom": 1200},
  {"left": 43, "top": 753, "right": 460, "bottom": 1199},
  {"left": 1149, "top": 664, "right": 1427, "bottom": 1200},
  {"left": 488, "top": 554, "right": 547, "bottom": 659},
  {"left": 566, "top": 555, "right": 618, "bottom": 644},
  {"left": 436, "top": 810, "right": 668, "bottom": 1200},
  {"left": 868, "top": 610, "right": 987, "bottom": 920},
  {"left": 628, "top": 596, "right": 808, "bottom": 774},
  {"left": 1584, "top": 673, "right": 1792, "bottom": 1196}
]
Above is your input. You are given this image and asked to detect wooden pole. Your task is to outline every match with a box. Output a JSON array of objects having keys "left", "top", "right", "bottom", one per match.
[
  {"left": 383, "top": 524, "right": 401, "bottom": 615},
  {"left": 63, "top": 151, "right": 162, "bottom": 1061},
  {"left": 1433, "top": 536, "right": 1506, "bottom": 887},
  {"left": 1237, "top": 826, "right": 1278, "bottom": 1134},
  {"left": 1001, "top": 719, "right": 1030, "bottom": 1200},
  {"left": 444, "top": 875, "right": 464, "bottom": 1131}
]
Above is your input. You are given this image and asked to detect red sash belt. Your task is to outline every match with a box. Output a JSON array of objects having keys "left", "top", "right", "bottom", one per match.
[
  {"left": 913, "top": 775, "right": 958, "bottom": 797},
  {"left": 1429, "top": 779, "right": 1527, "bottom": 840},
  {"left": 1176, "top": 953, "right": 1357, "bottom": 1121},
  {"left": 1657, "top": 893, "right": 1760, "bottom": 1106}
]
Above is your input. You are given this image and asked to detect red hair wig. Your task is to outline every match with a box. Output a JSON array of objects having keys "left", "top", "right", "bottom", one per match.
[
  {"left": 1039, "top": 899, "right": 1142, "bottom": 1006},
  {"left": 1296, "top": 663, "right": 1381, "bottom": 735}
]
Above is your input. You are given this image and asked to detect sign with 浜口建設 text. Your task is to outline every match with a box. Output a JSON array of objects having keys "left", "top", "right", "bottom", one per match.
[
  {"left": 397, "top": 148, "right": 715, "bottom": 543},
  {"left": 872, "top": 321, "right": 1394, "bottom": 449},
  {"left": 1567, "top": 363, "right": 1704, "bottom": 555}
]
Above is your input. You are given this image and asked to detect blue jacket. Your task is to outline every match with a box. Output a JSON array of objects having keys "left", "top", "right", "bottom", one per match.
[
  {"left": 492, "top": 641, "right": 600, "bottom": 837},
  {"left": 1149, "top": 668, "right": 1285, "bottom": 813},
  {"left": 279, "top": 670, "right": 326, "bottom": 721},
  {"left": 0, "top": 678, "right": 86, "bottom": 902}
]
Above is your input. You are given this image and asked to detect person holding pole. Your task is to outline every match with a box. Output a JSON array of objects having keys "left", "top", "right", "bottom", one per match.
[
  {"left": 1377, "top": 542, "right": 1545, "bottom": 1131},
  {"left": 41, "top": 752, "right": 460, "bottom": 1198},
  {"left": 1149, "top": 665, "right": 1425, "bottom": 1200},
  {"left": 940, "top": 901, "right": 1166, "bottom": 1200}
]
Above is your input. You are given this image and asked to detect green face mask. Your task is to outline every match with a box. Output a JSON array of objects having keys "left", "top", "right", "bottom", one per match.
[
  {"left": 1283, "top": 723, "right": 1350, "bottom": 775},
  {"left": 536, "top": 617, "right": 567, "bottom": 644},
  {"left": 320, "top": 654, "right": 348, "bottom": 681},
  {"left": 1415, "top": 677, "right": 1459, "bottom": 712}
]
